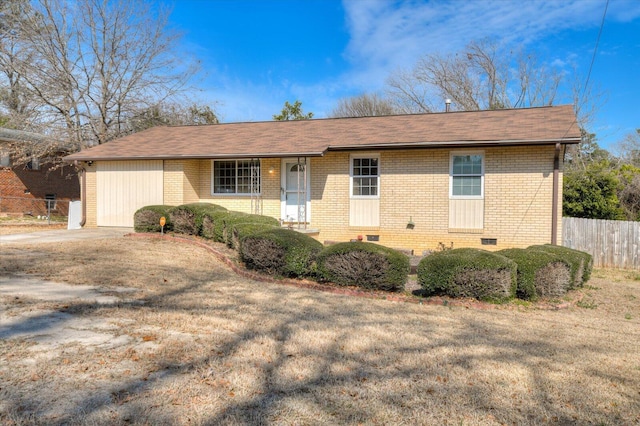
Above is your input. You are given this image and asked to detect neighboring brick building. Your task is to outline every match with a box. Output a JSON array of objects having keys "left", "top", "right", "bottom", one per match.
[
  {"left": 0, "top": 128, "right": 80, "bottom": 217},
  {"left": 66, "top": 106, "right": 581, "bottom": 253}
]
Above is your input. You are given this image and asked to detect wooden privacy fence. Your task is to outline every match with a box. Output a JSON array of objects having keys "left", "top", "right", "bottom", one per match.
[{"left": 562, "top": 217, "right": 640, "bottom": 269}]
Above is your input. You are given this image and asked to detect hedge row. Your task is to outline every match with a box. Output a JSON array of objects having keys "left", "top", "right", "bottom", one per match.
[
  {"left": 134, "top": 203, "right": 280, "bottom": 243},
  {"left": 134, "top": 203, "right": 410, "bottom": 291},
  {"left": 135, "top": 204, "right": 590, "bottom": 300},
  {"left": 418, "top": 245, "right": 592, "bottom": 302}
]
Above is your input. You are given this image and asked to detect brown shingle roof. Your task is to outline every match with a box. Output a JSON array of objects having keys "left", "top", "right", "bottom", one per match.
[{"left": 65, "top": 105, "right": 581, "bottom": 161}]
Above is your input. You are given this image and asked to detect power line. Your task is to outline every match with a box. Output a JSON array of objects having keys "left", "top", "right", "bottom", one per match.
[
  {"left": 562, "top": 0, "right": 609, "bottom": 140},
  {"left": 583, "top": 0, "right": 609, "bottom": 99}
]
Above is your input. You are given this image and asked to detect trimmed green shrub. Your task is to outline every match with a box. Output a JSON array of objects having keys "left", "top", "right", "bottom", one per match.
[
  {"left": 230, "top": 222, "right": 278, "bottom": 250},
  {"left": 169, "top": 203, "right": 226, "bottom": 236},
  {"left": 498, "top": 248, "right": 572, "bottom": 300},
  {"left": 133, "top": 205, "right": 174, "bottom": 233},
  {"left": 316, "top": 242, "right": 409, "bottom": 292},
  {"left": 240, "top": 228, "right": 323, "bottom": 277},
  {"left": 529, "top": 244, "right": 593, "bottom": 287},
  {"left": 417, "top": 248, "right": 517, "bottom": 302},
  {"left": 201, "top": 209, "right": 231, "bottom": 242},
  {"left": 222, "top": 212, "right": 280, "bottom": 246}
]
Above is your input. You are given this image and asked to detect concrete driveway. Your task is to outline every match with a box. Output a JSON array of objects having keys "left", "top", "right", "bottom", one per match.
[
  {"left": 1, "top": 227, "right": 136, "bottom": 350},
  {"left": 0, "top": 227, "right": 133, "bottom": 244}
]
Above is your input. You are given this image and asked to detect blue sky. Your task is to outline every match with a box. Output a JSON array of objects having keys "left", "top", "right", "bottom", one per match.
[{"left": 169, "top": 0, "right": 640, "bottom": 150}]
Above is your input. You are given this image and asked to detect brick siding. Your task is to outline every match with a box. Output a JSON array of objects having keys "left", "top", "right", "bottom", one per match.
[
  {"left": 84, "top": 146, "right": 562, "bottom": 253},
  {"left": 0, "top": 164, "right": 80, "bottom": 216}
]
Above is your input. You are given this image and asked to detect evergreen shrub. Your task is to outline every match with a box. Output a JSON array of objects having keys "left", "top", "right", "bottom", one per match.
[
  {"left": 230, "top": 222, "right": 278, "bottom": 250},
  {"left": 201, "top": 209, "right": 231, "bottom": 241},
  {"left": 498, "top": 248, "right": 572, "bottom": 300},
  {"left": 417, "top": 248, "right": 517, "bottom": 302},
  {"left": 222, "top": 212, "right": 280, "bottom": 246},
  {"left": 133, "top": 205, "right": 174, "bottom": 233},
  {"left": 240, "top": 228, "right": 323, "bottom": 277},
  {"left": 169, "top": 203, "right": 226, "bottom": 236},
  {"left": 316, "top": 242, "right": 409, "bottom": 292},
  {"left": 529, "top": 244, "right": 593, "bottom": 287}
]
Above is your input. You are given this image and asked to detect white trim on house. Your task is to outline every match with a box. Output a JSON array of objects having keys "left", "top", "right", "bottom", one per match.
[
  {"left": 280, "top": 158, "right": 311, "bottom": 223},
  {"left": 210, "top": 159, "right": 261, "bottom": 196},
  {"left": 349, "top": 152, "right": 380, "bottom": 199},
  {"left": 449, "top": 151, "right": 485, "bottom": 199},
  {"left": 448, "top": 151, "right": 485, "bottom": 230},
  {"left": 349, "top": 153, "right": 380, "bottom": 227}
]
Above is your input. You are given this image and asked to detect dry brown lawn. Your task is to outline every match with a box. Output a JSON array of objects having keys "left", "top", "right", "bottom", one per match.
[
  {"left": 0, "top": 237, "right": 639, "bottom": 425},
  {"left": 0, "top": 223, "right": 66, "bottom": 235}
]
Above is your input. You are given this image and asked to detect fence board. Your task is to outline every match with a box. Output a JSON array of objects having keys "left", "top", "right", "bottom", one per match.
[{"left": 563, "top": 217, "right": 640, "bottom": 269}]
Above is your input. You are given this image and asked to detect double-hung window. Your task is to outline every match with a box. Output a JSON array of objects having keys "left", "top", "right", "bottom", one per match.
[
  {"left": 450, "top": 153, "right": 483, "bottom": 198},
  {"left": 45, "top": 194, "right": 57, "bottom": 210},
  {"left": 351, "top": 155, "right": 379, "bottom": 197},
  {"left": 212, "top": 159, "right": 260, "bottom": 194}
]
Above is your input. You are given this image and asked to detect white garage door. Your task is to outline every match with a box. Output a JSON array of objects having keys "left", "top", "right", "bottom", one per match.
[{"left": 97, "top": 160, "right": 163, "bottom": 227}]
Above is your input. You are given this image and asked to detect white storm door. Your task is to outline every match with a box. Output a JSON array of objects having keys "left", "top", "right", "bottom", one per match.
[{"left": 281, "top": 159, "right": 311, "bottom": 222}]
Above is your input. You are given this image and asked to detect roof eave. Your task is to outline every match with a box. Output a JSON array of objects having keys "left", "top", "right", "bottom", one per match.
[
  {"left": 63, "top": 151, "right": 327, "bottom": 162},
  {"left": 327, "top": 138, "right": 582, "bottom": 151}
]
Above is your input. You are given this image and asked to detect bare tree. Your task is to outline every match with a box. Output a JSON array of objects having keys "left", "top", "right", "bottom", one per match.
[
  {"left": 0, "top": 0, "right": 39, "bottom": 130},
  {"left": 386, "top": 68, "right": 435, "bottom": 113},
  {"left": 330, "top": 93, "right": 398, "bottom": 118},
  {"left": 616, "top": 129, "right": 640, "bottom": 167},
  {"left": 616, "top": 131, "right": 640, "bottom": 221},
  {"left": 387, "top": 39, "right": 563, "bottom": 113},
  {"left": 128, "top": 103, "right": 219, "bottom": 133},
  {"left": 618, "top": 170, "right": 640, "bottom": 221},
  {"left": 5, "top": 0, "right": 198, "bottom": 152}
]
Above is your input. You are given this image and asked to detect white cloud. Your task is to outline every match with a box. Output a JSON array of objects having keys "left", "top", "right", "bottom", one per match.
[
  {"left": 191, "top": 0, "right": 640, "bottom": 123},
  {"left": 338, "top": 0, "right": 640, "bottom": 92}
]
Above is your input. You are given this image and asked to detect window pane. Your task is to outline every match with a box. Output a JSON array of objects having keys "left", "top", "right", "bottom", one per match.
[
  {"left": 237, "top": 160, "right": 250, "bottom": 193},
  {"left": 470, "top": 155, "right": 482, "bottom": 174},
  {"left": 353, "top": 176, "right": 378, "bottom": 196},
  {"left": 453, "top": 155, "right": 483, "bottom": 176},
  {"left": 214, "top": 161, "right": 235, "bottom": 193},
  {"left": 452, "top": 154, "right": 482, "bottom": 196},
  {"left": 352, "top": 157, "right": 379, "bottom": 196},
  {"left": 353, "top": 157, "right": 379, "bottom": 176},
  {"left": 452, "top": 176, "right": 481, "bottom": 196},
  {"left": 238, "top": 160, "right": 260, "bottom": 194},
  {"left": 214, "top": 160, "right": 261, "bottom": 194},
  {"left": 353, "top": 178, "right": 362, "bottom": 195}
]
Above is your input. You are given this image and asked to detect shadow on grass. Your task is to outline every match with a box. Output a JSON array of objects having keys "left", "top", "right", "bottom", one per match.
[{"left": 0, "top": 240, "right": 638, "bottom": 425}]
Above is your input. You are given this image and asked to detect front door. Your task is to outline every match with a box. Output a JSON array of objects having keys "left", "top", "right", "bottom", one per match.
[{"left": 281, "top": 159, "right": 311, "bottom": 223}]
